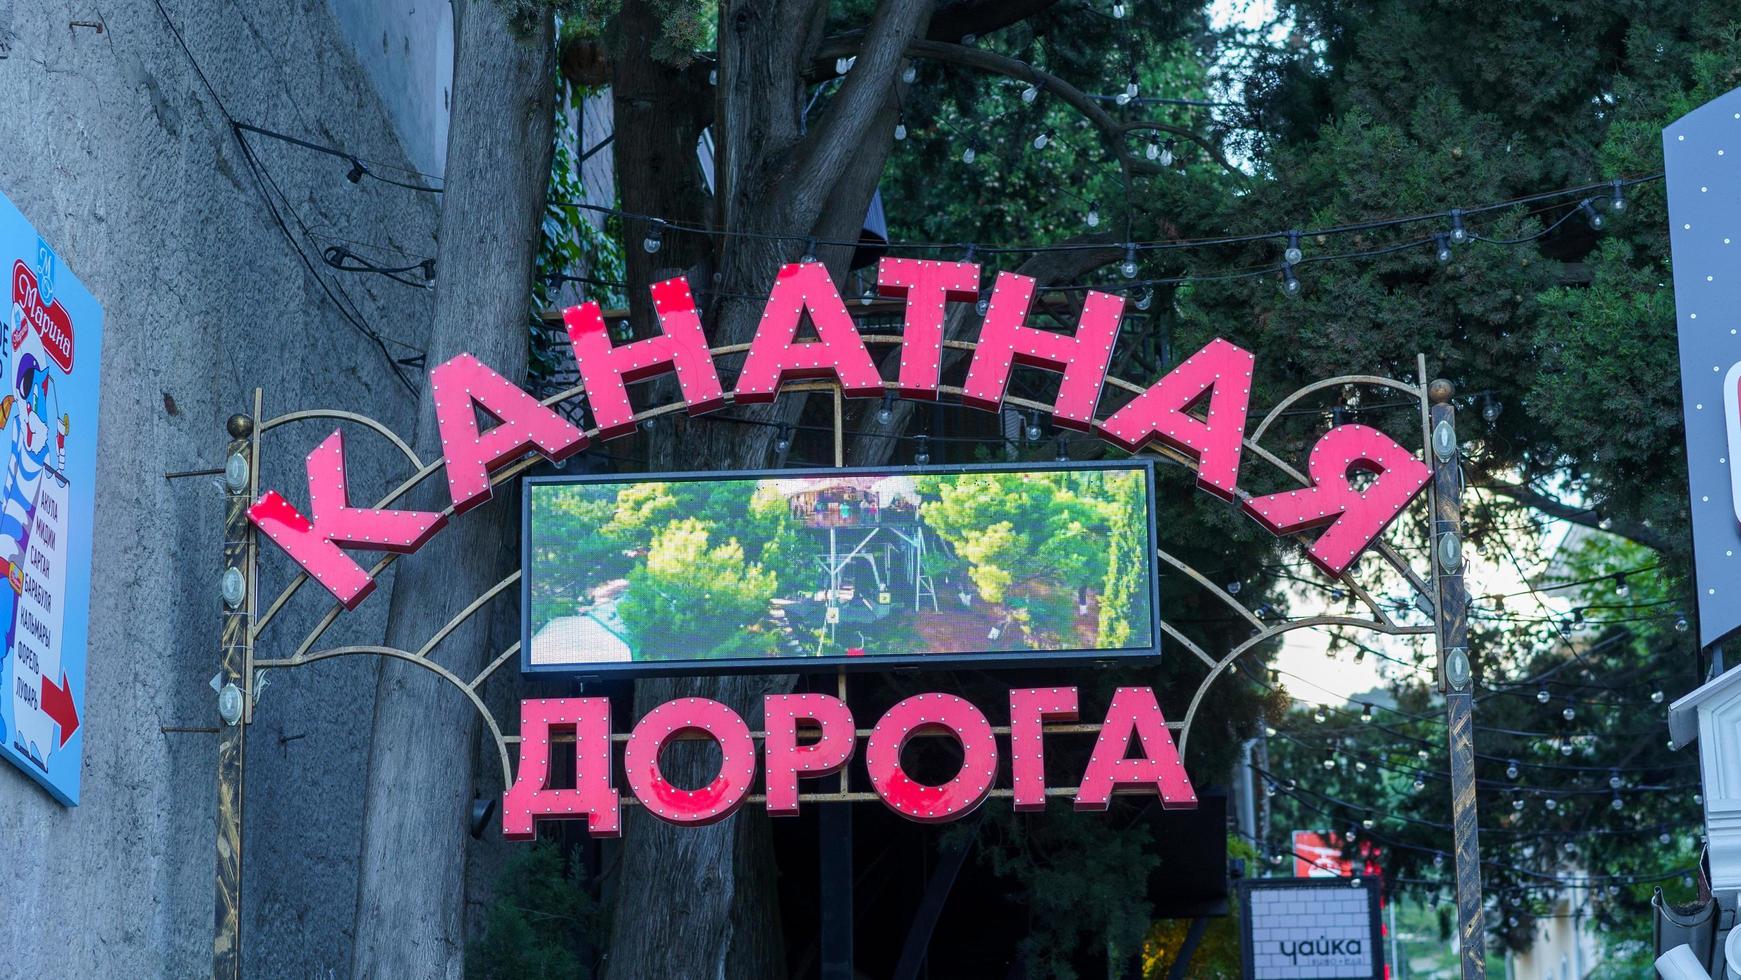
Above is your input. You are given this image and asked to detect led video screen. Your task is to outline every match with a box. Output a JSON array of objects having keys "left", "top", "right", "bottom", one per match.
[{"left": 521, "top": 461, "right": 1159, "bottom": 676}]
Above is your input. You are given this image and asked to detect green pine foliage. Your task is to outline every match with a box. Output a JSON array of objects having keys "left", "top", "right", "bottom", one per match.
[{"left": 466, "top": 842, "right": 604, "bottom": 979}]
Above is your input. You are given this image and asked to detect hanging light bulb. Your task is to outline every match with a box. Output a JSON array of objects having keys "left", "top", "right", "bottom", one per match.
[
  {"left": 1434, "top": 234, "right": 1453, "bottom": 264},
  {"left": 1449, "top": 207, "right": 1468, "bottom": 243},
  {"left": 1354, "top": 759, "right": 1368, "bottom": 773},
  {"left": 1609, "top": 178, "right": 1626, "bottom": 213},
  {"left": 1033, "top": 129, "right": 1052, "bottom": 150},
  {"left": 1126, "top": 71, "right": 1140, "bottom": 100},
  {"left": 875, "top": 393, "right": 895, "bottom": 426},
  {"left": 901, "top": 63, "right": 917, "bottom": 84},
  {"left": 835, "top": 55, "right": 856, "bottom": 74},
  {"left": 709, "top": 68, "right": 718, "bottom": 86},
  {"left": 1660, "top": 831, "right": 1673, "bottom": 845},
  {"left": 894, "top": 117, "right": 907, "bottom": 141},
  {"left": 1563, "top": 840, "right": 1576, "bottom": 854},
  {"left": 1417, "top": 748, "right": 1429, "bottom": 762},
  {"left": 962, "top": 145, "right": 977, "bottom": 164},
  {"left": 801, "top": 238, "right": 818, "bottom": 264},
  {"left": 1412, "top": 776, "right": 1425, "bottom": 791},
  {"left": 1022, "top": 83, "right": 1039, "bottom": 104},
  {"left": 1134, "top": 287, "right": 1153, "bottom": 311},
  {"left": 1160, "top": 139, "right": 1175, "bottom": 167},
  {"left": 1226, "top": 580, "right": 1242, "bottom": 595},
  {"left": 1579, "top": 198, "right": 1605, "bottom": 231},
  {"left": 1025, "top": 412, "right": 1044, "bottom": 443},
  {"left": 1120, "top": 243, "right": 1139, "bottom": 278},
  {"left": 1614, "top": 573, "right": 1629, "bottom": 597},
  {"left": 1560, "top": 741, "right": 1574, "bottom": 756},
  {"left": 1361, "top": 817, "right": 1374, "bottom": 829},
  {"left": 774, "top": 426, "right": 792, "bottom": 454},
  {"left": 1055, "top": 436, "right": 1069, "bottom": 462},
  {"left": 1085, "top": 203, "right": 1101, "bottom": 227},
  {"left": 975, "top": 289, "right": 990, "bottom": 316},
  {"left": 1280, "top": 263, "right": 1301, "bottom": 297},
  {"left": 1322, "top": 749, "right": 1336, "bottom": 770},
  {"left": 1536, "top": 688, "right": 1551, "bottom": 704},
  {"left": 1313, "top": 708, "right": 1327, "bottom": 724},
  {"left": 642, "top": 220, "right": 665, "bottom": 254},
  {"left": 1512, "top": 797, "right": 1524, "bottom": 811},
  {"left": 1112, "top": 1, "right": 1127, "bottom": 18},
  {"left": 1651, "top": 689, "right": 1665, "bottom": 704},
  {"left": 1506, "top": 759, "right": 1520, "bottom": 780},
  {"left": 914, "top": 434, "right": 931, "bottom": 466},
  {"left": 1264, "top": 724, "right": 1278, "bottom": 737},
  {"left": 1433, "top": 852, "right": 1445, "bottom": 869},
  {"left": 1676, "top": 613, "right": 1691, "bottom": 633},
  {"left": 1562, "top": 699, "right": 1576, "bottom": 722},
  {"left": 1609, "top": 770, "right": 1623, "bottom": 790},
  {"left": 1360, "top": 704, "right": 1373, "bottom": 724},
  {"left": 1145, "top": 140, "right": 1160, "bottom": 160},
  {"left": 1482, "top": 394, "right": 1502, "bottom": 423},
  {"left": 1283, "top": 230, "right": 1303, "bottom": 265},
  {"left": 1544, "top": 797, "right": 1557, "bottom": 811}
]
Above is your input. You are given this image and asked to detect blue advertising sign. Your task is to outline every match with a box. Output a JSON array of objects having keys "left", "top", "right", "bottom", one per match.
[{"left": 0, "top": 189, "right": 101, "bottom": 805}]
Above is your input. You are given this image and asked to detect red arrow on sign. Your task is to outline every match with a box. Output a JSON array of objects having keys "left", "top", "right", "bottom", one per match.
[{"left": 40, "top": 672, "right": 79, "bottom": 748}]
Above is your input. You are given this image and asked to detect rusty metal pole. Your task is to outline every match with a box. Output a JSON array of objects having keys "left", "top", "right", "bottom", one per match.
[
  {"left": 1427, "top": 379, "right": 1486, "bottom": 978},
  {"left": 213, "top": 401, "right": 259, "bottom": 979}
]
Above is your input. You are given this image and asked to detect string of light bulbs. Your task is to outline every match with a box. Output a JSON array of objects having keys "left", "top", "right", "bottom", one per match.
[{"left": 229, "top": 115, "right": 1660, "bottom": 281}]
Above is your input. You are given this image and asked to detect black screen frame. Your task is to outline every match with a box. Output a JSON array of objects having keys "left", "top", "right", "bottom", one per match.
[{"left": 519, "top": 458, "right": 1162, "bottom": 679}]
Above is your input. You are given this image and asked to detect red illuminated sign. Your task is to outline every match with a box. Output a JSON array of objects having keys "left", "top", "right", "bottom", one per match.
[
  {"left": 504, "top": 686, "right": 1194, "bottom": 839},
  {"left": 10, "top": 259, "right": 74, "bottom": 372},
  {"left": 248, "top": 259, "right": 1430, "bottom": 608},
  {"left": 1291, "top": 830, "right": 1384, "bottom": 879}
]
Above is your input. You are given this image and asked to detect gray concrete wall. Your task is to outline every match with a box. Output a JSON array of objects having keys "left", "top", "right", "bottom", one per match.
[
  {"left": 0, "top": 0, "right": 440, "bottom": 974},
  {"left": 325, "top": 0, "right": 454, "bottom": 180}
]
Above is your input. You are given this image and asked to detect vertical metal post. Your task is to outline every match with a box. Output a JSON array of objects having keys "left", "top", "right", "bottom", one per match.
[
  {"left": 1427, "top": 379, "right": 1486, "bottom": 978},
  {"left": 821, "top": 383, "right": 852, "bottom": 977},
  {"left": 820, "top": 666, "right": 853, "bottom": 980},
  {"left": 214, "top": 399, "right": 259, "bottom": 979},
  {"left": 832, "top": 384, "right": 845, "bottom": 468}
]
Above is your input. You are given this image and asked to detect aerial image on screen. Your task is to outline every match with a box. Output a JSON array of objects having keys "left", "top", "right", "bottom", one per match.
[{"left": 524, "top": 464, "right": 1155, "bottom": 671}]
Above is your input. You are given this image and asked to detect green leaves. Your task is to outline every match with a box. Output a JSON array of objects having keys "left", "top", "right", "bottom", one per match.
[{"left": 465, "top": 842, "right": 603, "bottom": 979}]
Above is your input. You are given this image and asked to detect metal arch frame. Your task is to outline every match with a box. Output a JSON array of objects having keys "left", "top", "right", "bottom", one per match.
[{"left": 213, "top": 336, "right": 1458, "bottom": 974}]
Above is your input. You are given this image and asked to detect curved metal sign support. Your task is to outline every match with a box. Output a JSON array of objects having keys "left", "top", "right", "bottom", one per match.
[{"left": 210, "top": 340, "right": 1480, "bottom": 976}]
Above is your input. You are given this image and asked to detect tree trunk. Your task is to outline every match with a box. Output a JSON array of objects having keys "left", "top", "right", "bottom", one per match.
[
  {"left": 348, "top": 4, "right": 554, "bottom": 978},
  {"left": 600, "top": 2, "right": 931, "bottom": 976}
]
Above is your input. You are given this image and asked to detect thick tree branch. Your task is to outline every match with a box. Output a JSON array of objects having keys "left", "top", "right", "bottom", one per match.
[
  {"left": 811, "top": 37, "right": 1245, "bottom": 183},
  {"left": 561, "top": 0, "right": 1063, "bottom": 91},
  {"left": 1478, "top": 479, "right": 1671, "bottom": 554},
  {"left": 791, "top": 0, "right": 934, "bottom": 210},
  {"left": 928, "top": 0, "right": 1064, "bottom": 41}
]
